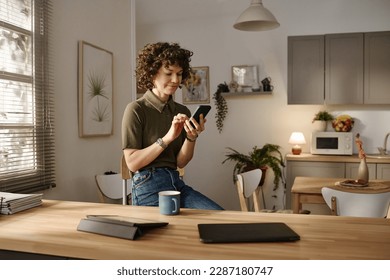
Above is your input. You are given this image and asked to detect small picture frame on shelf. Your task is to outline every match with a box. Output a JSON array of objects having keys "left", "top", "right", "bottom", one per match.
[{"left": 232, "top": 65, "right": 259, "bottom": 89}]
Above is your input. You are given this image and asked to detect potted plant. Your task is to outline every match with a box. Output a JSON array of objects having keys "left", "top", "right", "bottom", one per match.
[
  {"left": 312, "top": 110, "right": 334, "bottom": 131},
  {"left": 212, "top": 82, "right": 229, "bottom": 133},
  {"left": 222, "top": 144, "right": 285, "bottom": 191}
]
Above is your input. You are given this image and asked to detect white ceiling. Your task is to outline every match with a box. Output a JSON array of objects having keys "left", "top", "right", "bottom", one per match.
[{"left": 135, "top": 0, "right": 243, "bottom": 25}]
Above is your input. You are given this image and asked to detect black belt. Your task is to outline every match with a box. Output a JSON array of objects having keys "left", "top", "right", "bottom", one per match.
[
  {"left": 135, "top": 167, "right": 179, "bottom": 174},
  {"left": 135, "top": 167, "right": 156, "bottom": 174}
]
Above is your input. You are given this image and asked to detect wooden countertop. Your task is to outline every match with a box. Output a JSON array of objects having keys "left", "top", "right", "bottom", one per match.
[
  {"left": 0, "top": 200, "right": 389, "bottom": 260},
  {"left": 292, "top": 176, "right": 390, "bottom": 194},
  {"left": 286, "top": 153, "right": 390, "bottom": 164}
]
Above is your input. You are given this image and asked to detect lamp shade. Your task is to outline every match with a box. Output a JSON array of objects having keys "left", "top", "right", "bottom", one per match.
[
  {"left": 288, "top": 132, "right": 306, "bottom": 145},
  {"left": 233, "top": 0, "right": 280, "bottom": 31}
]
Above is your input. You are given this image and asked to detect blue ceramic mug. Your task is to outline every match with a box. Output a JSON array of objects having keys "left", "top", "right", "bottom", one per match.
[{"left": 159, "top": 191, "right": 180, "bottom": 215}]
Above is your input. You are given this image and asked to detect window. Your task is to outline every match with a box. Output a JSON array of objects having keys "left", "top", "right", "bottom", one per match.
[{"left": 0, "top": 0, "right": 54, "bottom": 193}]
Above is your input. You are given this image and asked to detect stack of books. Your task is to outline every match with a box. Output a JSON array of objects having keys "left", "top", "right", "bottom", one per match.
[{"left": 0, "top": 192, "right": 43, "bottom": 215}]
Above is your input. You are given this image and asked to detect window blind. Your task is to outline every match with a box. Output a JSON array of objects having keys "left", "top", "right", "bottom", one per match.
[{"left": 0, "top": 0, "right": 55, "bottom": 193}]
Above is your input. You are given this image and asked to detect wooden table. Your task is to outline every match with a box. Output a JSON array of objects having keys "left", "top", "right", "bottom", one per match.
[
  {"left": 0, "top": 199, "right": 389, "bottom": 260},
  {"left": 291, "top": 176, "right": 390, "bottom": 214}
]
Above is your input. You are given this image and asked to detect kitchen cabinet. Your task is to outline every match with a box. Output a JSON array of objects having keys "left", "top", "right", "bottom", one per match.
[
  {"left": 377, "top": 164, "right": 390, "bottom": 180},
  {"left": 288, "top": 31, "right": 390, "bottom": 104},
  {"left": 286, "top": 161, "right": 345, "bottom": 209},
  {"left": 325, "top": 33, "right": 364, "bottom": 104},
  {"left": 287, "top": 35, "right": 324, "bottom": 104},
  {"left": 345, "top": 162, "right": 376, "bottom": 180},
  {"left": 364, "top": 31, "right": 390, "bottom": 104}
]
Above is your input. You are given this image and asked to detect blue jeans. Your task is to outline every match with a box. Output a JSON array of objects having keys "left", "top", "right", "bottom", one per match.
[{"left": 131, "top": 168, "right": 224, "bottom": 210}]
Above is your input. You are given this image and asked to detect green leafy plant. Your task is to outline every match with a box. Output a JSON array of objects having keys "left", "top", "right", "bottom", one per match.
[
  {"left": 88, "top": 70, "right": 108, "bottom": 100},
  {"left": 91, "top": 103, "right": 110, "bottom": 122},
  {"left": 222, "top": 144, "right": 285, "bottom": 191},
  {"left": 312, "top": 110, "right": 334, "bottom": 122},
  {"left": 212, "top": 82, "right": 229, "bottom": 133},
  {"left": 88, "top": 70, "right": 109, "bottom": 122}
]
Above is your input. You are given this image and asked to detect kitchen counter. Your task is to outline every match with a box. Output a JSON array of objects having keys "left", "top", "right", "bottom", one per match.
[{"left": 286, "top": 153, "right": 390, "bottom": 164}]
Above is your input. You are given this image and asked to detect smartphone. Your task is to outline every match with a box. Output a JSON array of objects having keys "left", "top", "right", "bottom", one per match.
[{"left": 191, "top": 105, "right": 211, "bottom": 124}]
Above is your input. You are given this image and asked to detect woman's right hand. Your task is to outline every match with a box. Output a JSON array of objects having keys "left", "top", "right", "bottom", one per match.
[{"left": 164, "top": 113, "right": 188, "bottom": 143}]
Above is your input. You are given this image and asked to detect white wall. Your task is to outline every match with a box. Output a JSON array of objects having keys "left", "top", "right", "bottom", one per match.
[
  {"left": 44, "top": 0, "right": 390, "bottom": 211},
  {"left": 136, "top": 0, "right": 390, "bottom": 210},
  {"left": 44, "top": 0, "right": 133, "bottom": 202}
]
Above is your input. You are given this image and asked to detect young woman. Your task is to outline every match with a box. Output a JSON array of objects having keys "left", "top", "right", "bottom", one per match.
[{"left": 121, "top": 42, "right": 223, "bottom": 210}]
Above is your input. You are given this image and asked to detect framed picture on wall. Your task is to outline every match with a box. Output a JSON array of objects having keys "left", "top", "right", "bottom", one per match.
[
  {"left": 78, "top": 41, "right": 113, "bottom": 137},
  {"left": 182, "top": 66, "right": 210, "bottom": 104},
  {"left": 232, "top": 65, "right": 258, "bottom": 88}
]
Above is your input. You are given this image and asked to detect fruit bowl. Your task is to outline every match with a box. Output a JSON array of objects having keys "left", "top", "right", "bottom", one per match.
[{"left": 332, "top": 115, "right": 354, "bottom": 132}]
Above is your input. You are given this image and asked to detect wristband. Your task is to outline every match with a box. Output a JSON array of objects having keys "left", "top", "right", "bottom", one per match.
[
  {"left": 155, "top": 138, "right": 167, "bottom": 149},
  {"left": 186, "top": 135, "right": 198, "bottom": 142}
]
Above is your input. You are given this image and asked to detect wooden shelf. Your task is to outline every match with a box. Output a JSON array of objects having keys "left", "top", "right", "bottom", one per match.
[{"left": 221, "top": 91, "right": 273, "bottom": 97}]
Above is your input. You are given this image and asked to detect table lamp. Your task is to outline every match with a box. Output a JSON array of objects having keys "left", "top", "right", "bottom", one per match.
[{"left": 288, "top": 132, "right": 306, "bottom": 155}]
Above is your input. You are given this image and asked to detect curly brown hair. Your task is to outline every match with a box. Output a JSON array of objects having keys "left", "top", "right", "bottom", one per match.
[{"left": 136, "top": 42, "right": 193, "bottom": 90}]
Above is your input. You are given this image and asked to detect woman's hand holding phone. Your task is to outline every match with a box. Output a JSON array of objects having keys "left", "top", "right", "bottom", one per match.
[
  {"left": 191, "top": 105, "right": 211, "bottom": 123},
  {"left": 185, "top": 105, "right": 211, "bottom": 141}
]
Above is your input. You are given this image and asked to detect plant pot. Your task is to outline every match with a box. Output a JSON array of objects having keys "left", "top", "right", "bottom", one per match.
[{"left": 312, "top": 120, "right": 327, "bottom": 132}]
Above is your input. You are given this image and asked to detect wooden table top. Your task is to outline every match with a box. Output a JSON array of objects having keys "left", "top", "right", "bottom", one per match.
[
  {"left": 292, "top": 177, "right": 390, "bottom": 194},
  {"left": 0, "top": 200, "right": 389, "bottom": 260}
]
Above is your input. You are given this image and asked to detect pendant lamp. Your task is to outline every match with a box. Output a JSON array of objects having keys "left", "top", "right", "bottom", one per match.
[{"left": 233, "top": 0, "right": 280, "bottom": 31}]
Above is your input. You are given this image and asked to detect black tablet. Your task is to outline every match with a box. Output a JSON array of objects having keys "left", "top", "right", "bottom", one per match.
[
  {"left": 198, "top": 223, "right": 300, "bottom": 243},
  {"left": 86, "top": 215, "right": 168, "bottom": 228}
]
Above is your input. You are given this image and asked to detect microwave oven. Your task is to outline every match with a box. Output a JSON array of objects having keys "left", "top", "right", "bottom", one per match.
[{"left": 310, "top": 132, "right": 353, "bottom": 155}]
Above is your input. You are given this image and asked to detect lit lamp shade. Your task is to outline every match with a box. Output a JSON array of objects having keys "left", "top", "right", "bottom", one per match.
[
  {"left": 233, "top": 0, "right": 280, "bottom": 31},
  {"left": 288, "top": 132, "right": 306, "bottom": 155}
]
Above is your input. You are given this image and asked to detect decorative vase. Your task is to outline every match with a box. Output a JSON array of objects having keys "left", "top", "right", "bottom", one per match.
[
  {"left": 357, "top": 157, "right": 369, "bottom": 183},
  {"left": 313, "top": 120, "right": 327, "bottom": 132}
]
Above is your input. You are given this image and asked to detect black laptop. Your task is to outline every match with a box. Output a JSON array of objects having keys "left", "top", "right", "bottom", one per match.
[{"left": 198, "top": 223, "right": 300, "bottom": 243}]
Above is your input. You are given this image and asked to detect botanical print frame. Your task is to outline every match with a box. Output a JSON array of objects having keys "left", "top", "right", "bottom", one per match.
[
  {"left": 182, "top": 66, "right": 210, "bottom": 104},
  {"left": 232, "top": 65, "right": 258, "bottom": 87},
  {"left": 78, "top": 41, "right": 113, "bottom": 137}
]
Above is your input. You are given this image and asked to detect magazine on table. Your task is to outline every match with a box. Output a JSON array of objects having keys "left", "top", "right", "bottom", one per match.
[{"left": 0, "top": 192, "right": 43, "bottom": 215}]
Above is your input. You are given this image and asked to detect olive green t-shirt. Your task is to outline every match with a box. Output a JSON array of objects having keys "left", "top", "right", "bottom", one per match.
[{"left": 121, "top": 90, "right": 191, "bottom": 171}]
